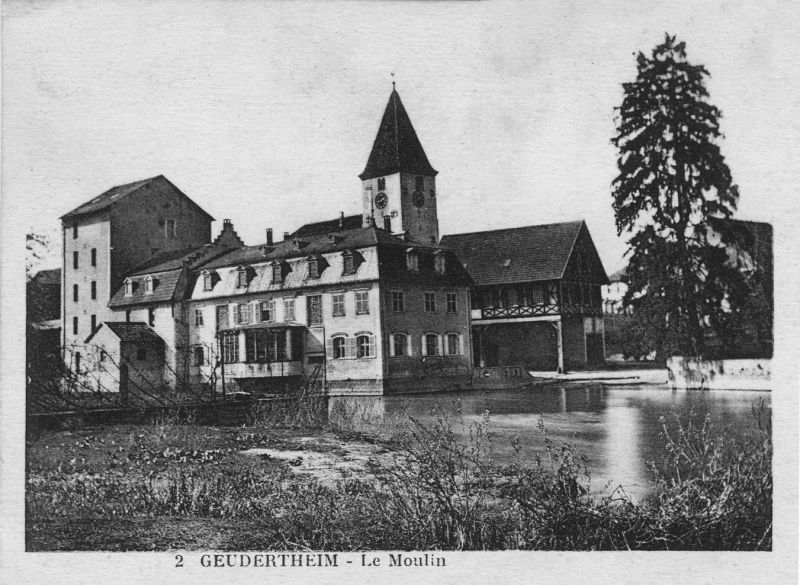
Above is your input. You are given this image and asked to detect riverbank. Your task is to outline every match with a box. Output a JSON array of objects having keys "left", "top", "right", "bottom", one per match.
[
  {"left": 529, "top": 367, "right": 668, "bottom": 385},
  {"left": 26, "top": 396, "right": 772, "bottom": 551}
]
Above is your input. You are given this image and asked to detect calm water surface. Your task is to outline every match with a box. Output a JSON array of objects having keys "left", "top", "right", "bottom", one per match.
[{"left": 370, "top": 384, "right": 770, "bottom": 500}]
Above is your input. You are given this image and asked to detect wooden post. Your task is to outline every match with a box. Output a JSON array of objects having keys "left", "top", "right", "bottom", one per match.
[{"left": 556, "top": 318, "right": 565, "bottom": 374}]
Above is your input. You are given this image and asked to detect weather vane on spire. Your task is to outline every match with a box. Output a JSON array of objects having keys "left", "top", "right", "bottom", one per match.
[{"left": 391, "top": 71, "right": 395, "bottom": 90}]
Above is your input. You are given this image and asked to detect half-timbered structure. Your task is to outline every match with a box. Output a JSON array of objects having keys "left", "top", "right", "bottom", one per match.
[{"left": 441, "top": 221, "right": 609, "bottom": 371}]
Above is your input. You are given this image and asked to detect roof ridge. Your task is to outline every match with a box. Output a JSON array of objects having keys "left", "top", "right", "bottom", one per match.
[{"left": 443, "top": 220, "right": 584, "bottom": 240}]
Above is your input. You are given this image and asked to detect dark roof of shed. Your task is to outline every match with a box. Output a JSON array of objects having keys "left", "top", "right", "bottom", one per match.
[
  {"left": 440, "top": 221, "right": 585, "bottom": 286},
  {"left": 60, "top": 175, "right": 214, "bottom": 221},
  {"left": 86, "top": 322, "right": 164, "bottom": 345},
  {"left": 359, "top": 89, "right": 437, "bottom": 180},
  {"left": 108, "top": 269, "right": 183, "bottom": 308},
  {"left": 200, "top": 225, "right": 436, "bottom": 270},
  {"left": 292, "top": 214, "right": 363, "bottom": 238}
]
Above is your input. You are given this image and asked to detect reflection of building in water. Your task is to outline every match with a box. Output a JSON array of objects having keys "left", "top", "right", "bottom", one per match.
[{"left": 602, "top": 401, "right": 647, "bottom": 498}]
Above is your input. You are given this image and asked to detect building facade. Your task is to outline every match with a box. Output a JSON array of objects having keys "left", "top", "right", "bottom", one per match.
[{"left": 58, "top": 86, "right": 614, "bottom": 396}]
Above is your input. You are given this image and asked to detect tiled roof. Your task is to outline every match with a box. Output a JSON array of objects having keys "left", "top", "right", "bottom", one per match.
[
  {"left": 86, "top": 322, "right": 164, "bottom": 345},
  {"left": 292, "top": 214, "right": 363, "bottom": 238},
  {"left": 108, "top": 269, "right": 183, "bottom": 308},
  {"left": 200, "top": 225, "right": 432, "bottom": 270},
  {"left": 440, "top": 221, "right": 585, "bottom": 286},
  {"left": 60, "top": 175, "right": 214, "bottom": 221},
  {"left": 359, "top": 89, "right": 437, "bottom": 180},
  {"left": 128, "top": 246, "right": 209, "bottom": 275}
]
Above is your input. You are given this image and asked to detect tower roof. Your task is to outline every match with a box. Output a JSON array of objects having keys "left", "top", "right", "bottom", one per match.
[{"left": 359, "top": 89, "right": 437, "bottom": 180}]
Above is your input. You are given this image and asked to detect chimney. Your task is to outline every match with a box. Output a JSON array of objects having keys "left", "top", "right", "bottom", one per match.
[
  {"left": 283, "top": 231, "right": 290, "bottom": 240},
  {"left": 339, "top": 211, "right": 344, "bottom": 228},
  {"left": 266, "top": 228, "right": 273, "bottom": 246}
]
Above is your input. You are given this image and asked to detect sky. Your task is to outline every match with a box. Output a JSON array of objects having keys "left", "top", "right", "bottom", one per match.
[{"left": 4, "top": 0, "right": 799, "bottom": 276}]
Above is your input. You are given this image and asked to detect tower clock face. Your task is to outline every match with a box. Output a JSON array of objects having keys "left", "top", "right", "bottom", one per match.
[
  {"left": 375, "top": 192, "right": 388, "bottom": 209},
  {"left": 413, "top": 191, "right": 425, "bottom": 208}
]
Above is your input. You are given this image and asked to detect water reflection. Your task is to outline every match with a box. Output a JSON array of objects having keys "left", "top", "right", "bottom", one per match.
[{"left": 333, "top": 384, "right": 770, "bottom": 500}]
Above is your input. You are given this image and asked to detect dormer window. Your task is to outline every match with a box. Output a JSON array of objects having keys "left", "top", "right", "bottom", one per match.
[
  {"left": 202, "top": 271, "right": 213, "bottom": 292},
  {"left": 341, "top": 250, "right": 362, "bottom": 276},
  {"left": 236, "top": 266, "right": 251, "bottom": 288},
  {"left": 144, "top": 276, "right": 155, "bottom": 294},
  {"left": 377, "top": 177, "right": 386, "bottom": 190},
  {"left": 271, "top": 261, "right": 284, "bottom": 284},
  {"left": 406, "top": 248, "right": 419, "bottom": 272},
  {"left": 434, "top": 251, "right": 446, "bottom": 275},
  {"left": 124, "top": 278, "right": 133, "bottom": 297}
]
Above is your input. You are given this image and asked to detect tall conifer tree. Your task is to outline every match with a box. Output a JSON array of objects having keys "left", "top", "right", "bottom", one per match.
[{"left": 612, "top": 35, "right": 747, "bottom": 357}]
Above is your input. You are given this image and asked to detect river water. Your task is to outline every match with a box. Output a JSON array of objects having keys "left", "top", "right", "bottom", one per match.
[{"left": 338, "top": 383, "right": 771, "bottom": 500}]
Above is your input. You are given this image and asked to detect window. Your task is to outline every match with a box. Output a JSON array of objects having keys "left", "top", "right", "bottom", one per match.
[
  {"left": 342, "top": 254, "right": 355, "bottom": 275},
  {"left": 284, "top": 298, "right": 296, "bottom": 321},
  {"left": 245, "top": 329, "right": 286, "bottom": 362},
  {"left": 203, "top": 272, "right": 213, "bottom": 291},
  {"left": 332, "top": 336, "right": 347, "bottom": 359},
  {"left": 392, "top": 333, "right": 408, "bottom": 357},
  {"left": 91, "top": 248, "right": 97, "bottom": 267},
  {"left": 415, "top": 176, "right": 424, "bottom": 190},
  {"left": 546, "top": 283, "right": 558, "bottom": 305},
  {"left": 355, "top": 290, "right": 369, "bottom": 314},
  {"left": 148, "top": 308, "right": 155, "bottom": 327},
  {"left": 91, "top": 281, "right": 97, "bottom": 300},
  {"left": 74, "top": 352, "right": 81, "bottom": 373},
  {"left": 73, "top": 284, "right": 78, "bottom": 302},
  {"left": 308, "top": 258, "right": 320, "bottom": 279},
  {"left": 236, "top": 268, "right": 248, "bottom": 288},
  {"left": 144, "top": 276, "right": 154, "bottom": 294},
  {"left": 424, "top": 292, "right": 437, "bottom": 312},
  {"left": 271, "top": 263, "right": 283, "bottom": 284},
  {"left": 193, "top": 347, "right": 204, "bottom": 366},
  {"left": 216, "top": 305, "right": 228, "bottom": 331},
  {"left": 260, "top": 300, "right": 274, "bottom": 322},
  {"left": 332, "top": 293, "right": 345, "bottom": 317},
  {"left": 124, "top": 279, "right": 133, "bottom": 296},
  {"left": 98, "top": 349, "right": 106, "bottom": 362},
  {"left": 136, "top": 348, "right": 147, "bottom": 360},
  {"left": 383, "top": 216, "right": 392, "bottom": 232},
  {"left": 377, "top": 177, "right": 386, "bottom": 190},
  {"left": 166, "top": 219, "right": 176, "bottom": 238},
  {"left": 125, "top": 310, "right": 131, "bottom": 322},
  {"left": 72, "top": 317, "right": 78, "bottom": 335},
  {"left": 392, "top": 290, "right": 405, "bottom": 312},
  {"left": 72, "top": 225, "right": 78, "bottom": 239},
  {"left": 531, "top": 285, "right": 544, "bottom": 305},
  {"left": 73, "top": 251, "right": 79, "bottom": 269},
  {"left": 194, "top": 309, "right": 203, "bottom": 326},
  {"left": 446, "top": 333, "right": 461, "bottom": 355},
  {"left": 356, "top": 335, "right": 374, "bottom": 358},
  {"left": 90, "top": 314, "right": 96, "bottom": 332},
  {"left": 434, "top": 253, "right": 446, "bottom": 275},
  {"left": 446, "top": 292, "right": 457, "bottom": 313},
  {"left": 406, "top": 250, "right": 418, "bottom": 271},
  {"left": 237, "top": 303, "right": 250, "bottom": 325},
  {"left": 424, "top": 333, "right": 440, "bottom": 356},
  {"left": 221, "top": 332, "right": 239, "bottom": 363},
  {"left": 307, "top": 295, "right": 322, "bottom": 326}
]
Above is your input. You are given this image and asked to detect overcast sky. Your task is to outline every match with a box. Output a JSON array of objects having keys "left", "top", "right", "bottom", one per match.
[{"left": 4, "top": 0, "right": 798, "bottom": 275}]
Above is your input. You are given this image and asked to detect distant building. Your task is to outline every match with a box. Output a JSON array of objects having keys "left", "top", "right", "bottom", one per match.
[{"left": 57, "top": 87, "right": 610, "bottom": 396}]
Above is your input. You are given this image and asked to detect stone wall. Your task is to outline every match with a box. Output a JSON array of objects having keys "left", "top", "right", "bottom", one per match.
[{"left": 666, "top": 356, "right": 771, "bottom": 390}]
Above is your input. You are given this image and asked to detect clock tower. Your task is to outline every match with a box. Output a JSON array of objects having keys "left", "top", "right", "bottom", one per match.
[{"left": 359, "top": 88, "right": 439, "bottom": 244}]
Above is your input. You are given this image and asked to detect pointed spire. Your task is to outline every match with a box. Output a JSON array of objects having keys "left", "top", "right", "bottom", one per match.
[{"left": 359, "top": 89, "right": 437, "bottom": 180}]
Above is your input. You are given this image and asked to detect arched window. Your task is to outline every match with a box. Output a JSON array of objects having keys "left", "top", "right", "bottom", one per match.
[
  {"left": 202, "top": 272, "right": 213, "bottom": 291},
  {"left": 124, "top": 278, "right": 133, "bottom": 296},
  {"left": 236, "top": 267, "right": 249, "bottom": 288},
  {"left": 193, "top": 346, "right": 204, "bottom": 367},
  {"left": 144, "top": 276, "right": 154, "bottom": 294},
  {"left": 332, "top": 336, "right": 347, "bottom": 359},
  {"left": 377, "top": 177, "right": 386, "bottom": 191},
  {"left": 74, "top": 352, "right": 81, "bottom": 374},
  {"left": 356, "top": 334, "right": 374, "bottom": 358}
]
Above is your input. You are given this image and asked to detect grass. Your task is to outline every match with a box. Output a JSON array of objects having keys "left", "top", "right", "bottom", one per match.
[{"left": 25, "top": 397, "right": 772, "bottom": 551}]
